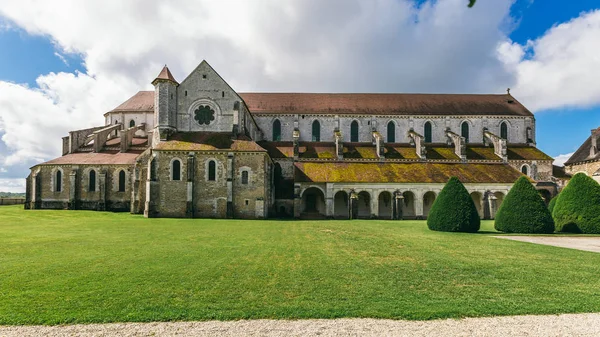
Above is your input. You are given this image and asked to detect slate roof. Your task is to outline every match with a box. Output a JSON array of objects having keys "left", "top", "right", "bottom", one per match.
[
  {"left": 153, "top": 132, "right": 267, "bottom": 152},
  {"left": 238, "top": 93, "right": 532, "bottom": 116},
  {"left": 106, "top": 91, "right": 154, "bottom": 114},
  {"left": 564, "top": 136, "right": 598, "bottom": 165},
  {"left": 295, "top": 162, "right": 524, "bottom": 184},
  {"left": 39, "top": 151, "right": 143, "bottom": 166}
]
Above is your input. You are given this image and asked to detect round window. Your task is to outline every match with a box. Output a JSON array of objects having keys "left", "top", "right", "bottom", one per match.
[{"left": 194, "top": 105, "right": 215, "bottom": 125}]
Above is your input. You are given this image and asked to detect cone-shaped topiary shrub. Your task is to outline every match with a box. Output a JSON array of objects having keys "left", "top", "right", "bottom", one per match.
[
  {"left": 494, "top": 176, "right": 554, "bottom": 233},
  {"left": 553, "top": 173, "right": 600, "bottom": 233},
  {"left": 547, "top": 195, "right": 558, "bottom": 215},
  {"left": 427, "top": 177, "right": 480, "bottom": 232}
]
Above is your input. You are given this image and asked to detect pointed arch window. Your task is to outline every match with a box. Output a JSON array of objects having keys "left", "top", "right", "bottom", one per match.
[
  {"left": 272, "top": 119, "right": 281, "bottom": 141},
  {"left": 118, "top": 170, "right": 126, "bottom": 192},
  {"left": 350, "top": 121, "right": 359, "bottom": 142},
  {"left": 424, "top": 122, "right": 432, "bottom": 143},
  {"left": 129, "top": 119, "right": 135, "bottom": 128},
  {"left": 461, "top": 122, "right": 470, "bottom": 143},
  {"left": 55, "top": 170, "right": 62, "bottom": 192},
  {"left": 172, "top": 159, "right": 181, "bottom": 181},
  {"left": 387, "top": 121, "right": 396, "bottom": 143},
  {"left": 521, "top": 165, "right": 529, "bottom": 176},
  {"left": 208, "top": 160, "right": 216, "bottom": 181},
  {"left": 500, "top": 122, "right": 508, "bottom": 140},
  {"left": 89, "top": 170, "right": 96, "bottom": 192},
  {"left": 312, "top": 120, "right": 321, "bottom": 142},
  {"left": 241, "top": 171, "right": 249, "bottom": 185}
]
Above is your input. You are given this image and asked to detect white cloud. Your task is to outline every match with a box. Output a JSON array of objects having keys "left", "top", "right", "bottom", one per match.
[
  {"left": 0, "top": 1, "right": 599, "bottom": 192},
  {"left": 497, "top": 10, "right": 600, "bottom": 111},
  {"left": 553, "top": 152, "right": 575, "bottom": 167},
  {"left": 0, "top": 178, "right": 25, "bottom": 193}
]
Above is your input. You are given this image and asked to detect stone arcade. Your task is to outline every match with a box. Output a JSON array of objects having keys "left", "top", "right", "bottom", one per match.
[{"left": 25, "top": 61, "right": 556, "bottom": 219}]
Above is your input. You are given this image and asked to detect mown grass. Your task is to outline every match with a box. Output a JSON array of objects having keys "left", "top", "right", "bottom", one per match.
[{"left": 1, "top": 205, "right": 600, "bottom": 325}]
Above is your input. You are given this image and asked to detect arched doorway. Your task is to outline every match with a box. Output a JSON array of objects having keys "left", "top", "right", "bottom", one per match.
[
  {"left": 301, "top": 187, "right": 326, "bottom": 218},
  {"left": 423, "top": 192, "right": 436, "bottom": 218},
  {"left": 357, "top": 191, "right": 371, "bottom": 219},
  {"left": 470, "top": 192, "right": 483, "bottom": 219},
  {"left": 378, "top": 191, "right": 393, "bottom": 219},
  {"left": 402, "top": 191, "right": 416, "bottom": 218},
  {"left": 334, "top": 191, "right": 349, "bottom": 219}
]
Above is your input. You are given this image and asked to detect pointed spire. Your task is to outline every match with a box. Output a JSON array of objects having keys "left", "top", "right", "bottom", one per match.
[{"left": 152, "top": 65, "right": 179, "bottom": 86}]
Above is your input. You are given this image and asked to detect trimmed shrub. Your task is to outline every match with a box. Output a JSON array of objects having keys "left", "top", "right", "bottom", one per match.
[
  {"left": 494, "top": 176, "right": 554, "bottom": 234},
  {"left": 427, "top": 177, "right": 480, "bottom": 233},
  {"left": 547, "top": 196, "right": 558, "bottom": 215},
  {"left": 553, "top": 173, "right": 600, "bottom": 233}
]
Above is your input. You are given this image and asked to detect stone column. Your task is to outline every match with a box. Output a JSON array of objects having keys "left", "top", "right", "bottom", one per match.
[
  {"left": 186, "top": 153, "right": 195, "bottom": 218},
  {"left": 415, "top": 191, "right": 424, "bottom": 219},
  {"left": 226, "top": 153, "right": 234, "bottom": 219},
  {"left": 325, "top": 184, "right": 334, "bottom": 218},
  {"left": 68, "top": 169, "right": 78, "bottom": 210},
  {"left": 293, "top": 184, "right": 301, "bottom": 218},
  {"left": 370, "top": 191, "right": 378, "bottom": 219},
  {"left": 98, "top": 171, "right": 107, "bottom": 211}
]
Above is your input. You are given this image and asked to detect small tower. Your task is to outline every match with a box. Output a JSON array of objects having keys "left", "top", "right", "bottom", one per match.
[{"left": 152, "top": 65, "right": 179, "bottom": 141}]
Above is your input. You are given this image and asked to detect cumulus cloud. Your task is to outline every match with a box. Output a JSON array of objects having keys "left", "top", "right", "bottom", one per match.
[
  {"left": 497, "top": 10, "right": 600, "bottom": 111},
  {"left": 0, "top": 0, "right": 599, "bottom": 192},
  {"left": 553, "top": 152, "right": 575, "bottom": 167}
]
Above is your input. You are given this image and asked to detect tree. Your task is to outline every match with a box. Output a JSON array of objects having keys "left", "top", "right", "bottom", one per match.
[
  {"left": 494, "top": 176, "right": 554, "bottom": 234},
  {"left": 553, "top": 173, "right": 600, "bottom": 233},
  {"left": 547, "top": 196, "right": 558, "bottom": 215},
  {"left": 468, "top": 0, "right": 476, "bottom": 8},
  {"left": 427, "top": 177, "right": 480, "bottom": 232}
]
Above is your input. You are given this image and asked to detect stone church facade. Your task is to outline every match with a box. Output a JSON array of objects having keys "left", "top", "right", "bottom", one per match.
[{"left": 25, "top": 61, "right": 555, "bottom": 219}]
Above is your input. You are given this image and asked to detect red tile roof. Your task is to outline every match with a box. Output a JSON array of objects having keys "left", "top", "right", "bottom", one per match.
[
  {"left": 38, "top": 151, "right": 143, "bottom": 166},
  {"left": 108, "top": 91, "right": 154, "bottom": 114},
  {"left": 239, "top": 93, "right": 532, "bottom": 116},
  {"left": 154, "top": 132, "right": 267, "bottom": 152},
  {"left": 152, "top": 65, "right": 178, "bottom": 85},
  {"left": 295, "top": 162, "right": 523, "bottom": 184},
  {"left": 105, "top": 91, "right": 533, "bottom": 117}
]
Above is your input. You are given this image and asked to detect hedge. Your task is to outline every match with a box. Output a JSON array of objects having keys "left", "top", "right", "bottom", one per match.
[
  {"left": 494, "top": 176, "right": 554, "bottom": 233},
  {"left": 553, "top": 173, "right": 600, "bottom": 233},
  {"left": 427, "top": 177, "right": 480, "bottom": 232},
  {"left": 547, "top": 196, "right": 558, "bottom": 215}
]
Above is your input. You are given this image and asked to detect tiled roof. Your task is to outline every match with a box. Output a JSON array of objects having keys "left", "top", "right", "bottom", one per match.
[
  {"left": 295, "top": 162, "right": 523, "bottom": 184},
  {"left": 564, "top": 136, "right": 597, "bottom": 165},
  {"left": 104, "top": 91, "right": 532, "bottom": 117},
  {"left": 154, "top": 132, "right": 267, "bottom": 152},
  {"left": 38, "top": 151, "right": 143, "bottom": 166},
  {"left": 239, "top": 93, "right": 532, "bottom": 116},
  {"left": 152, "top": 65, "right": 178, "bottom": 85},
  {"left": 108, "top": 91, "right": 154, "bottom": 113}
]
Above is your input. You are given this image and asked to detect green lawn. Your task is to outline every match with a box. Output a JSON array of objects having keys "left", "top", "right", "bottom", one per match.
[{"left": 1, "top": 205, "right": 600, "bottom": 325}]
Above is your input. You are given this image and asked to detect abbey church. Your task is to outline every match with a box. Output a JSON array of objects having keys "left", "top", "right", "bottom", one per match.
[{"left": 25, "top": 61, "right": 556, "bottom": 220}]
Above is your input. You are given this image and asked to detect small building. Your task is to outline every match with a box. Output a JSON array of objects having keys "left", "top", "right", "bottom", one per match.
[
  {"left": 564, "top": 127, "right": 600, "bottom": 183},
  {"left": 25, "top": 61, "right": 556, "bottom": 219}
]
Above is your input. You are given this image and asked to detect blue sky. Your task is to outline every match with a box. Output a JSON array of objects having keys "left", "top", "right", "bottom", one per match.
[{"left": 0, "top": 0, "right": 599, "bottom": 192}]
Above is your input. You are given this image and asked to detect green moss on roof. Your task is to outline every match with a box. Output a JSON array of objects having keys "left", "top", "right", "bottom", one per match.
[
  {"left": 155, "top": 132, "right": 266, "bottom": 152},
  {"left": 426, "top": 147, "right": 460, "bottom": 160},
  {"left": 385, "top": 146, "right": 419, "bottom": 159},
  {"left": 507, "top": 147, "right": 553, "bottom": 161},
  {"left": 295, "top": 162, "right": 522, "bottom": 184},
  {"left": 466, "top": 147, "right": 500, "bottom": 160}
]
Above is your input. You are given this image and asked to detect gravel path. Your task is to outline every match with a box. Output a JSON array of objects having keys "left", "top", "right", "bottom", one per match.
[
  {"left": 2, "top": 313, "right": 600, "bottom": 337},
  {"left": 495, "top": 236, "right": 600, "bottom": 253}
]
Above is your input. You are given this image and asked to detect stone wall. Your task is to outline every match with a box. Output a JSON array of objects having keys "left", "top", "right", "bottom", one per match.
[
  {"left": 254, "top": 115, "right": 533, "bottom": 144},
  {"left": 29, "top": 164, "right": 133, "bottom": 211},
  {"left": 105, "top": 112, "right": 153, "bottom": 137},
  {"left": 149, "top": 150, "right": 270, "bottom": 218},
  {"left": 566, "top": 160, "right": 600, "bottom": 183}
]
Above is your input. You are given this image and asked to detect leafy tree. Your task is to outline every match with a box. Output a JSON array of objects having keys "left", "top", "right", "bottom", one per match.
[
  {"left": 468, "top": 0, "right": 476, "bottom": 8},
  {"left": 553, "top": 173, "right": 600, "bottom": 233},
  {"left": 427, "top": 177, "right": 480, "bottom": 233},
  {"left": 495, "top": 176, "right": 554, "bottom": 234},
  {"left": 547, "top": 196, "right": 558, "bottom": 215}
]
